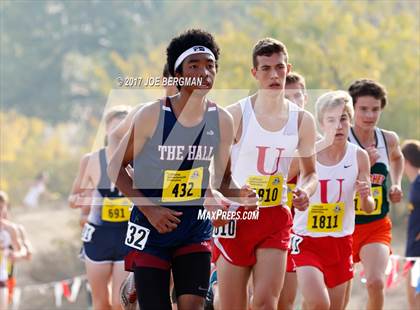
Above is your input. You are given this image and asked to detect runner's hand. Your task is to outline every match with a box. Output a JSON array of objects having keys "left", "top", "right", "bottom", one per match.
[
  {"left": 292, "top": 187, "right": 309, "bottom": 211},
  {"left": 140, "top": 205, "right": 182, "bottom": 234},
  {"left": 366, "top": 146, "right": 380, "bottom": 166},
  {"left": 240, "top": 185, "right": 258, "bottom": 210},
  {"left": 205, "top": 203, "right": 230, "bottom": 227},
  {"left": 204, "top": 192, "right": 230, "bottom": 227},
  {"left": 389, "top": 184, "right": 403, "bottom": 204},
  {"left": 68, "top": 194, "right": 79, "bottom": 208},
  {"left": 355, "top": 180, "right": 370, "bottom": 199}
]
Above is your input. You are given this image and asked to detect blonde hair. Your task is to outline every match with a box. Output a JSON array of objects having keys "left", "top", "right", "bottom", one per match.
[
  {"left": 104, "top": 105, "right": 131, "bottom": 126},
  {"left": 315, "top": 91, "right": 354, "bottom": 125},
  {"left": 0, "top": 191, "right": 9, "bottom": 205}
]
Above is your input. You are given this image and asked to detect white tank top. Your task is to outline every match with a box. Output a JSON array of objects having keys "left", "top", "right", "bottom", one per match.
[
  {"left": 348, "top": 127, "right": 389, "bottom": 169},
  {"left": 0, "top": 229, "right": 11, "bottom": 281},
  {"left": 293, "top": 142, "right": 359, "bottom": 237},
  {"left": 231, "top": 97, "right": 300, "bottom": 207}
]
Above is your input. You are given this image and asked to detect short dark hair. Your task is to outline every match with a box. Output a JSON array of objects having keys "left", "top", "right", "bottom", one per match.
[
  {"left": 162, "top": 63, "right": 171, "bottom": 78},
  {"left": 348, "top": 79, "right": 387, "bottom": 109},
  {"left": 252, "top": 38, "right": 288, "bottom": 68},
  {"left": 166, "top": 29, "right": 220, "bottom": 77},
  {"left": 402, "top": 140, "right": 420, "bottom": 168},
  {"left": 286, "top": 72, "right": 306, "bottom": 89}
]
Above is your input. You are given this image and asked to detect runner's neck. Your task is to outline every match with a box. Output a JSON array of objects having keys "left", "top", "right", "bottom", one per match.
[
  {"left": 317, "top": 141, "right": 347, "bottom": 165},
  {"left": 352, "top": 125, "right": 376, "bottom": 147},
  {"left": 253, "top": 92, "right": 287, "bottom": 115},
  {"left": 407, "top": 169, "right": 420, "bottom": 183},
  {"left": 172, "top": 91, "right": 207, "bottom": 122}
]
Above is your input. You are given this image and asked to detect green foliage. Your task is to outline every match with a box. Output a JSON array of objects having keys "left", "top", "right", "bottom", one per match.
[{"left": 0, "top": 111, "right": 92, "bottom": 204}]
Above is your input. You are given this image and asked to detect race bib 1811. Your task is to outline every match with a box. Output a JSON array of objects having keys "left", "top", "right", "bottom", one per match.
[{"left": 307, "top": 202, "right": 345, "bottom": 233}]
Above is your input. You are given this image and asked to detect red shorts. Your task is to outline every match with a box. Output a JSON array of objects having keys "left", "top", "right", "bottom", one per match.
[
  {"left": 292, "top": 234, "right": 353, "bottom": 288},
  {"left": 212, "top": 206, "right": 292, "bottom": 266},
  {"left": 352, "top": 216, "right": 392, "bottom": 263},
  {"left": 286, "top": 249, "right": 296, "bottom": 273}
]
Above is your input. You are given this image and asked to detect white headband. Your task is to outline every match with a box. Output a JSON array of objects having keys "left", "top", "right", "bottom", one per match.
[{"left": 174, "top": 46, "right": 216, "bottom": 72}]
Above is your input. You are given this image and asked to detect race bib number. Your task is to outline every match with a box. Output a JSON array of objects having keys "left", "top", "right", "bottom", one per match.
[
  {"left": 81, "top": 223, "right": 95, "bottom": 242},
  {"left": 125, "top": 222, "right": 150, "bottom": 251},
  {"left": 246, "top": 174, "right": 284, "bottom": 207},
  {"left": 162, "top": 167, "right": 203, "bottom": 202},
  {"left": 101, "top": 197, "right": 131, "bottom": 222},
  {"left": 354, "top": 186, "right": 383, "bottom": 216},
  {"left": 290, "top": 234, "right": 303, "bottom": 254},
  {"left": 286, "top": 183, "right": 296, "bottom": 208},
  {"left": 212, "top": 220, "right": 236, "bottom": 239},
  {"left": 307, "top": 202, "right": 345, "bottom": 233}
]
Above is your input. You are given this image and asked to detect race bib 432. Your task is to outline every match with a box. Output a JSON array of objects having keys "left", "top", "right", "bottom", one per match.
[{"left": 162, "top": 167, "right": 203, "bottom": 202}]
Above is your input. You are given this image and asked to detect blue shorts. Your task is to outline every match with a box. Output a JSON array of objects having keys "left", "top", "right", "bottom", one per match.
[{"left": 82, "top": 223, "right": 130, "bottom": 263}]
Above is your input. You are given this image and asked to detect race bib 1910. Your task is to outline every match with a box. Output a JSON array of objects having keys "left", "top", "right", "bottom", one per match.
[
  {"left": 246, "top": 174, "right": 284, "bottom": 207},
  {"left": 354, "top": 186, "right": 383, "bottom": 216}
]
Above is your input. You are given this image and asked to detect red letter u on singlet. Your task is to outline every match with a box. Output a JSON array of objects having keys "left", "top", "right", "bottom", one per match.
[
  {"left": 319, "top": 179, "right": 344, "bottom": 203},
  {"left": 256, "top": 146, "right": 284, "bottom": 175}
]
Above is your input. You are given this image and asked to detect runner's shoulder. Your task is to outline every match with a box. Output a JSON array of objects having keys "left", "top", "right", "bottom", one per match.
[
  {"left": 2, "top": 219, "right": 19, "bottom": 235},
  {"left": 356, "top": 146, "right": 369, "bottom": 162},
  {"left": 225, "top": 100, "right": 242, "bottom": 120},
  {"left": 380, "top": 128, "right": 400, "bottom": 147},
  {"left": 132, "top": 100, "right": 161, "bottom": 137},
  {"left": 216, "top": 105, "right": 234, "bottom": 135}
]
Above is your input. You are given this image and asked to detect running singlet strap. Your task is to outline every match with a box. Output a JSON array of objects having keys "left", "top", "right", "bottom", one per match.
[{"left": 348, "top": 127, "right": 390, "bottom": 224}]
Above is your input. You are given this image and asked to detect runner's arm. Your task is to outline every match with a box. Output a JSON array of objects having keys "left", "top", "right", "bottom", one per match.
[
  {"left": 357, "top": 148, "right": 375, "bottom": 213},
  {"left": 107, "top": 104, "right": 154, "bottom": 209},
  {"left": 296, "top": 111, "right": 318, "bottom": 197},
  {"left": 108, "top": 104, "right": 144, "bottom": 155},
  {"left": 385, "top": 131, "right": 404, "bottom": 189},
  {"left": 14, "top": 224, "right": 33, "bottom": 261},
  {"left": 287, "top": 157, "right": 299, "bottom": 182},
  {"left": 68, "top": 153, "right": 94, "bottom": 209},
  {"left": 9, "top": 225, "right": 24, "bottom": 261},
  {"left": 212, "top": 108, "right": 257, "bottom": 208}
]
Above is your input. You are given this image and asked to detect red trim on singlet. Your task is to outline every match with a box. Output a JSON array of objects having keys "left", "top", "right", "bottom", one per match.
[
  {"left": 164, "top": 97, "right": 171, "bottom": 108},
  {"left": 173, "top": 241, "right": 212, "bottom": 258}
]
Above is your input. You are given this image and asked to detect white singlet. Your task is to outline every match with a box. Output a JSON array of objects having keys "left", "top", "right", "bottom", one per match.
[{"left": 293, "top": 142, "right": 360, "bottom": 237}]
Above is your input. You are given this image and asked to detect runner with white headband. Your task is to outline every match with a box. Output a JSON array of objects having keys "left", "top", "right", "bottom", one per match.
[
  {"left": 174, "top": 46, "right": 216, "bottom": 72},
  {"left": 108, "top": 29, "right": 256, "bottom": 310}
]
